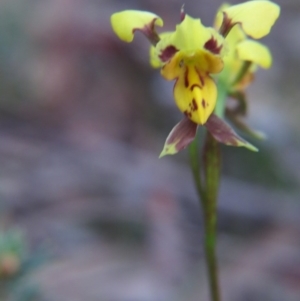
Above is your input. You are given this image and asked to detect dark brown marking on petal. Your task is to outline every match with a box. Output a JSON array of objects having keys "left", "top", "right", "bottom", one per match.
[
  {"left": 159, "top": 45, "right": 178, "bottom": 62},
  {"left": 188, "top": 99, "right": 198, "bottom": 112},
  {"left": 190, "top": 84, "right": 201, "bottom": 91},
  {"left": 192, "top": 99, "right": 198, "bottom": 111},
  {"left": 195, "top": 67, "right": 205, "bottom": 87},
  {"left": 184, "top": 67, "right": 189, "bottom": 88},
  {"left": 199, "top": 74, "right": 205, "bottom": 87},
  {"left": 218, "top": 12, "right": 234, "bottom": 38},
  {"left": 184, "top": 110, "right": 192, "bottom": 118},
  {"left": 204, "top": 36, "right": 223, "bottom": 55},
  {"left": 135, "top": 18, "right": 161, "bottom": 46},
  {"left": 202, "top": 99, "right": 207, "bottom": 109}
]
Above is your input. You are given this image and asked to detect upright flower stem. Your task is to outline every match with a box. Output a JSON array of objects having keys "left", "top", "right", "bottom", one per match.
[
  {"left": 188, "top": 82, "right": 226, "bottom": 301},
  {"left": 188, "top": 138, "right": 205, "bottom": 204},
  {"left": 188, "top": 133, "right": 221, "bottom": 301},
  {"left": 203, "top": 132, "right": 221, "bottom": 301}
]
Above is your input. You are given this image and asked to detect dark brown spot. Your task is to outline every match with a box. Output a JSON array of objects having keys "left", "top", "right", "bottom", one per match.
[
  {"left": 184, "top": 110, "right": 192, "bottom": 118},
  {"left": 192, "top": 99, "right": 198, "bottom": 111},
  {"left": 184, "top": 67, "right": 189, "bottom": 88},
  {"left": 204, "top": 36, "right": 223, "bottom": 54},
  {"left": 159, "top": 46, "right": 178, "bottom": 62},
  {"left": 202, "top": 99, "right": 207, "bottom": 108}
]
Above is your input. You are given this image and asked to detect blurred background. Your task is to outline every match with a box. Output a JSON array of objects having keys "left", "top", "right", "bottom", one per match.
[{"left": 0, "top": 0, "right": 299, "bottom": 300}]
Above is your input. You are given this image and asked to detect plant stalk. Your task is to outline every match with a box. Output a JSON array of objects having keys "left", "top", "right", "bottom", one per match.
[
  {"left": 203, "top": 132, "right": 221, "bottom": 301},
  {"left": 188, "top": 132, "right": 221, "bottom": 301}
]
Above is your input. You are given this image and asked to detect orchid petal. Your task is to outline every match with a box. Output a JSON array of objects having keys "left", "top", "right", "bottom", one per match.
[
  {"left": 149, "top": 32, "right": 175, "bottom": 68},
  {"left": 159, "top": 118, "right": 198, "bottom": 157},
  {"left": 174, "top": 71, "right": 217, "bottom": 125},
  {"left": 159, "top": 15, "right": 211, "bottom": 51},
  {"left": 222, "top": 1, "right": 280, "bottom": 39},
  {"left": 161, "top": 53, "right": 218, "bottom": 125},
  {"left": 156, "top": 14, "right": 225, "bottom": 59},
  {"left": 237, "top": 40, "right": 272, "bottom": 69},
  {"left": 205, "top": 114, "right": 258, "bottom": 151},
  {"left": 111, "top": 10, "right": 163, "bottom": 43}
]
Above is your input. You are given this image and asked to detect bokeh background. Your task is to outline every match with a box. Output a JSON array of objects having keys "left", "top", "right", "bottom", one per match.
[{"left": 0, "top": 0, "right": 299, "bottom": 300}]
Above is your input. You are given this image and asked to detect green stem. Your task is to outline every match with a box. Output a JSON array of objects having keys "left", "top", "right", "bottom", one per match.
[
  {"left": 203, "top": 132, "right": 221, "bottom": 301},
  {"left": 188, "top": 137, "right": 205, "bottom": 203},
  {"left": 188, "top": 132, "right": 221, "bottom": 301},
  {"left": 204, "top": 213, "right": 219, "bottom": 301}
]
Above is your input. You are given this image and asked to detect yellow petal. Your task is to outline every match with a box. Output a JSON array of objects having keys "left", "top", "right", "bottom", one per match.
[
  {"left": 149, "top": 46, "right": 161, "bottom": 68},
  {"left": 199, "top": 46, "right": 225, "bottom": 74},
  {"left": 218, "top": 25, "right": 246, "bottom": 84},
  {"left": 156, "top": 15, "right": 225, "bottom": 56},
  {"left": 223, "top": 1, "right": 280, "bottom": 39},
  {"left": 168, "top": 15, "right": 211, "bottom": 50},
  {"left": 111, "top": 10, "right": 163, "bottom": 42},
  {"left": 237, "top": 40, "right": 272, "bottom": 68},
  {"left": 160, "top": 52, "right": 182, "bottom": 80},
  {"left": 173, "top": 66, "right": 217, "bottom": 125},
  {"left": 226, "top": 23, "right": 246, "bottom": 46},
  {"left": 149, "top": 32, "right": 173, "bottom": 68},
  {"left": 161, "top": 49, "right": 223, "bottom": 82}
]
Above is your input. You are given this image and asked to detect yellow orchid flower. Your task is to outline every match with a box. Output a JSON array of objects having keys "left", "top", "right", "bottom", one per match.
[
  {"left": 157, "top": 16, "right": 226, "bottom": 125},
  {"left": 215, "top": 1, "right": 277, "bottom": 89},
  {"left": 112, "top": 10, "right": 226, "bottom": 125},
  {"left": 212, "top": 1, "right": 279, "bottom": 141},
  {"left": 110, "top": 1, "right": 280, "bottom": 157}
]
